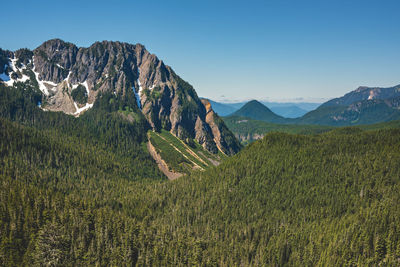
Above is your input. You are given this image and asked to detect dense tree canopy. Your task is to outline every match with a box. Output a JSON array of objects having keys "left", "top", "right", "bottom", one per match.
[{"left": 1, "top": 83, "right": 400, "bottom": 266}]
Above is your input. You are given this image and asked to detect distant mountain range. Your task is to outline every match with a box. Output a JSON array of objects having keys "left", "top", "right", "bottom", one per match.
[
  {"left": 207, "top": 99, "right": 319, "bottom": 118},
  {"left": 299, "top": 85, "right": 400, "bottom": 126},
  {"left": 211, "top": 84, "right": 400, "bottom": 125},
  {"left": 219, "top": 84, "right": 400, "bottom": 142},
  {"left": 321, "top": 85, "right": 400, "bottom": 107},
  {"left": 268, "top": 105, "right": 308, "bottom": 118}
]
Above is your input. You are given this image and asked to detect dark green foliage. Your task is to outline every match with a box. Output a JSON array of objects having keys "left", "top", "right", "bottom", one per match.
[
  {"left": 0, "top": 81, "right": 167, "bottom": 265},
  {"left": 0, "top": 83, "right": 159, "bottom": 175},
  {"left": 0, "top": 49, "right": 12, "bottom": 74},
  {"left": 224, "top": 115, "right": 334, "bottom": 143},
  {"left": 224, "top": 115, "right": 400, "bottom": 144},
  {"left": 10, "top": 72, "right": 19, "bottom": 80},
  {"left": 144, "top": 86, "right": 162, "bottom": 101},
  {"left": 1, "top": 81, "right": 400, "bottom": 265},
  {"left": 33, "top": 222, "right": 71, "bottom": 266},
  {"left": 2, "top": 112, "right": 400, "bottom": 265},
  {"left": 358, "top": 119, "right": 400, "bottom": 130},
  {"left": 0, "top": 83, "right": 43, "bottom": 122},
  {"left": 142, "top": 129, "right": 400, "bottom": 265},
  {"left": 15, "top": 49, "right": 33, "bottom": 67},
  {"left": 71, "top": 84, "right": 88, "bottom": 104},
  {"left": 0, "top": 117, "right": 165, "bottom": 265}
]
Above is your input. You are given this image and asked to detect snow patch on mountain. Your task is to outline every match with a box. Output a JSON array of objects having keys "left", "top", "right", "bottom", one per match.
[
  {"left": 32, "top": 56, "right": 58, "bottom": 95},
  {"left": 138, "top": 79, "right": 143, "bottom": 96},
  {"left": 65, "top": 71, "right": 72, "bottom": 82},
  {"left": 73, "top": 102, "right": 93, "bottom": 116},
  {"left": 368, "top": 90, "right": 376, "bottom": 100},
  {"left": 1, "top": 58, "right": 31, "bottom": 86},
  {"left": 82, "top": 81, "right": 89, "bottom": 96},
  {"left": 133, "top": 83, "right": 141, "bottom": 109}
]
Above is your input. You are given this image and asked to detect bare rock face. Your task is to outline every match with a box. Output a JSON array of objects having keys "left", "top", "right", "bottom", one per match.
[
  {"left": 201, "top": 99, "right": 242, "bottom": 155},
  {"left": 33, "top": 39, "right": 77, "bottom": 83},
  {"left": 0, "top": 39, "right": 241, "bottom": 155}
]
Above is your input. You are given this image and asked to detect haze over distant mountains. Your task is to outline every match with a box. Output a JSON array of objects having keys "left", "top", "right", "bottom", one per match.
[
  {"left": 222, "top": 85, "right": 400, "bottom": 129},
  {"left": 207, "top": 99, "right": 319, "bottom": 118},
  {"left": 222, "top": 84, "right": 400, "bottom": 143},
  {"left": 230, "top": 100, "right": 286, "bottom": 123},
  {"left": 300, "top": 85, "right": 400, "bottom": 126}
]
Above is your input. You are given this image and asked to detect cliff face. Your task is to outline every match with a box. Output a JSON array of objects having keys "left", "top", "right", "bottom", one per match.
[
  {"left": 0, "top": 39, "right": 241, "bottom": 155},
  {"left": 201, "top": 99, "right": 242, "bottom": 155}
]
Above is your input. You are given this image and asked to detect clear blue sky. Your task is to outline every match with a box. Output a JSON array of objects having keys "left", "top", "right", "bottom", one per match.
[{"left": 2, "top": 0, "right": 400, "bottom": 102}]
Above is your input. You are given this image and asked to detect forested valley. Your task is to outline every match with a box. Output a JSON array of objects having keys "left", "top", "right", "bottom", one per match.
[{"left": 1, "top": 83, "right": 400, "bottom": 266}]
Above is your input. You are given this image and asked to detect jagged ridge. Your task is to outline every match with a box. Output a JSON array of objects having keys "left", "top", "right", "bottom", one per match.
[{"left": 0, "top": 39, "right": 241, "bottom": 155}]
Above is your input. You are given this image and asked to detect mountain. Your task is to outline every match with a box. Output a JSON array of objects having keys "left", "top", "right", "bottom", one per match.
[
  {"left": 208, "top": 100, "right": 319, "bottom": 118},
  {"left": 0, "top": 39, "right": 241, "bottom": 155},
  {"left": 230, "top": 99, "right": 287, "bottom": 123},
  {"left": 297, "top": 85, "right": 400, "bottom": 126},
  {"left": 221, "top": 85, "right": 400, "bottom": 140},
  {"left": 224, "top": 85, "right": 400, "bottom": 127},
  {"left": 321, "top": 84, "right": 400, "bottom": 107}
]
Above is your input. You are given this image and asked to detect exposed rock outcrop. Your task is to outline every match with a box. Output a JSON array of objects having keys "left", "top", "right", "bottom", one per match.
[
  {"left": 201, "top": 99, "right": 242, "bottom": 155},
  {"left": 0, "top": 39, "right": 241, "bottom": 155}
]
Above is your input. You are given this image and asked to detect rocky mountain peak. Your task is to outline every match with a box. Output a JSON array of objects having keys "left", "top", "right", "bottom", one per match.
[
  {"left": 322, "top": 84, "right": 400, "bottom": 107},
  {"left": 0, "top": 39, "right": 241, "bottom": 155}
]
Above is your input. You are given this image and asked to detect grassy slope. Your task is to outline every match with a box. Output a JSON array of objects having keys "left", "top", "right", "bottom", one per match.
[{"left": 148, "top": 129, "right": 226, "bottom": 175}]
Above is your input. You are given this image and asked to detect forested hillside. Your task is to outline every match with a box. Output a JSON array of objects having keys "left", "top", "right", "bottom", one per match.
[
  {"left": 223, "top": 115, "right": 333, "bottom": 143},
  {"left": 1, "top": 76, "right": 400, "bottom": 266},
  {"left": 144, "top": 128, "right": 400, "bottom": 265},
  {"left": 2, "top": 1, "right": 400, "bottom": 266},
  {"left": 1, "top": 92, "right": 400, "bottom": 265},
  {"left": 223, "top": 115, "right": 400, "bottom": 144},
  {"left": 231, "top": 100, "right": 286, "bottom": 123}
]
